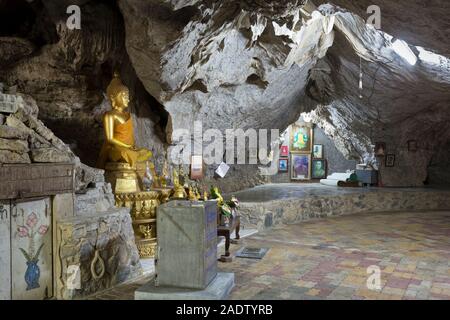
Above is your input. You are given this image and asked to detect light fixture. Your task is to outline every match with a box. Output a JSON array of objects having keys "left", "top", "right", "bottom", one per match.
[
  {"left": 359, "top": 56, "right": 363, "bottom": 99},
  {"left": 392, "top": 39, "right": 417, "bottom": 65}
]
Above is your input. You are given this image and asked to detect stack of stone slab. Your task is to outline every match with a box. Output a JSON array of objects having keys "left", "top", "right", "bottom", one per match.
[{"left": 0, "top": 86, "right": 105, "bottom": 192}]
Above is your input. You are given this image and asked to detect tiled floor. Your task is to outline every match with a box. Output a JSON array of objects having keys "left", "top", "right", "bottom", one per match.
[{"left": 90, "top": 210, "right": 450, "bottom": 300}]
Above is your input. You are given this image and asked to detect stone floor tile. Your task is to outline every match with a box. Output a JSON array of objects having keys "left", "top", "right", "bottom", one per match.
[{"left": 84, "top": 210, "right": 450, "bottom": 301}]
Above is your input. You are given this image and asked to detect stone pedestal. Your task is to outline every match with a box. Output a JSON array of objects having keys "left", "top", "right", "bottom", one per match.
[
  {"left": 156, "top": 201, "right": 218, "bottom": 289},
  {"left": 104, "top": 162, "right": 139, "bottom": 193},
  {"left": 135, "top": 273, "right": 235, "bottom": 300}
]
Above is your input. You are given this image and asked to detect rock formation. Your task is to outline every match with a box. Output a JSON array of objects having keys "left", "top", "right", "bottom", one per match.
[
  {"left": 1, "top": 0, "right": 449, "bottom": 189},
  {"left": 0, "top": 88, "right": 73, "bottom": 164},
  {"left": 0, "top": 84, "right": 108, "bottom": 191},
  {"left": 118, "top": 0, "right": 450, "bottom": 187}
]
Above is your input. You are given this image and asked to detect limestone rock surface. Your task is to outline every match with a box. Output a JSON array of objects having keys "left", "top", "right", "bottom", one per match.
[
  {"left": 31, "top": 147, "right": 72, "bottom": 163},
  {"left": 0, "top": 125, "right": 28, "bottom": 140},
  {"left": 117, "top": 0, "right": 450, "bottom": 187},
  {"left": 1, "top": 0, "right": 450, "bottom": 189},
  {"left": 0, "top": 137, "right": 28, "bottom": 153},
  {"left": 0, "top": 149, "right": 30, "bottom": 164}
]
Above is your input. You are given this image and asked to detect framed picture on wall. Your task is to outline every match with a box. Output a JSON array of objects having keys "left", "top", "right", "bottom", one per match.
[
  {"left": 278, "top": 159, "right": 288, "bottom": 172},
  {"left": 313, "top": 144, "right": 324, "bottom": 159},
  {"left": 311, "top": 159, "right": 327, "bottom": 179},
  {"left": 290, "top": 124, "right": 313, "bottom": 153},
  {"left": 280, "top": 146, "right": 289, "bottom": 157},
  {"left": 291, "top": 153, "right": 311, "bottom": 180},
  {"left": 385, "top": 154, "right": 395, "bottom": 167}
]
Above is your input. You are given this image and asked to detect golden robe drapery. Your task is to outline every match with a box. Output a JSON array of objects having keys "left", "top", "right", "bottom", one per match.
[{"left": 97, "top": 117, "right": 152, "bottom": 169}]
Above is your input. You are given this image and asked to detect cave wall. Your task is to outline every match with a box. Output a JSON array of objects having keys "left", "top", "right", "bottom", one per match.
[
  {"left": 428, "top": 141, "right": 450, "bottom": 186},
  {"left": 271, "top": 122, "right": 357, "bottom": 184},
  {"left": 1, "top": 0, "right": 449, "bottom": 191},
  {"left": 312, "top": 125, "right": 358, "bottom": 175},
  {"left": 1, "top": 0, "right": 122, "bottom": 166},
  {"left": 117, "top": 0, "right": 450, "bottom": 188},
  {"left": 117, "top": 0, "right": 332, "bottom": 191},
  {"left": 303, "top": 8, "right": 450, "bottom": 187},
  {"left": 0, "top": 0, "right": 168, "bottom": 168}
]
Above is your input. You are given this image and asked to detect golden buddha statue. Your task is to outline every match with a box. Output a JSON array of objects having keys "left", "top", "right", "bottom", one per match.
[{"left": 97, "top": 72, "right": 152, "bottom": 170}]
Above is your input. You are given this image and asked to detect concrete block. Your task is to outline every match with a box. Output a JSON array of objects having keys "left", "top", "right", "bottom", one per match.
[{"left": 156, "top": 200, "right": 217, "bottom": 289}]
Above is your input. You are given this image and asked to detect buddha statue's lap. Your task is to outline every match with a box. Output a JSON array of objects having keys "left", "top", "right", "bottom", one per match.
[
  {"left": 99, "top": 132, "right": 152, "bottom": 170},
  {"left": 97, "top": 72, "right": 153, "bottom": 193}
]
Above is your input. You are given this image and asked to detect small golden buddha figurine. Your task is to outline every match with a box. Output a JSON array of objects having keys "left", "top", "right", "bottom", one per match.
[
  {"left": 195, "top": 185, "right": 201, "bottom": 200},
  {"left": 171, "top": 167, "right": 187, "bottom": 199},
  {"left": 97, "top": 72, "right": 152, "bottom": 170},
  {"left": 139, "top": 224, "right": 153, "bottom": 239},
  {"left": 160, "top": 160, "right": 169, "bottom": 187},
  {"left": 142, "top": 200, "right": 153, "bottom": 218},
  {"left": 188, "top": 185, "right": 197, "bottom": 201}
]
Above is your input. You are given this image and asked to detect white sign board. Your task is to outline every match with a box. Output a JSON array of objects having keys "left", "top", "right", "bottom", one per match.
[{"left": 215, "top": 162, "right": 230, "bottom": 178}]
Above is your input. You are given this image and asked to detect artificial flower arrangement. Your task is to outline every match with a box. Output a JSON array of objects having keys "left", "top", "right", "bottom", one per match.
[
  {"left": 227, "top": 195, "right": 239, "bottom": 211},
  {"left": 210, "top": 186, "right": 239, "bottom": 226}
]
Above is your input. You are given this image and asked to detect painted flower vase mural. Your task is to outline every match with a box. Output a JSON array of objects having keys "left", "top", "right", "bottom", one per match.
[{"left": 17, "top": 212, "right": 49, "bottom": 290}]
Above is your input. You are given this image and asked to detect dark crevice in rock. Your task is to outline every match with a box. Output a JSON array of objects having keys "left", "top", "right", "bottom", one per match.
[
  {"left": 0, "top": 0, "right": 36, "bottom": 37},
  {"left": 0, "top": 0, "right": 58, "bottom": 47},
  {"left": 218, "top": 39, "right": 225, "bottom": 51},
  {"left": 427, "top": 140, "right": 450, "bottom": 186},
  {"left": 238, "top": 0, "right": 307, "bottom": 19},
  {"left": 44, "top": 116, "right": 102, "bottom": 167},
  {"left": 184, "top": 79, "right": 209, "bottom": 93},
  {"left": 246, "top": 73, "right": 268, "bottom": 89}
]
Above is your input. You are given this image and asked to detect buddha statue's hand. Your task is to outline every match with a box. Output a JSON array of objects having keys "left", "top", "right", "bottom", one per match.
[{"left": 136, "top": 147, "right": 153, "bottom": 161}]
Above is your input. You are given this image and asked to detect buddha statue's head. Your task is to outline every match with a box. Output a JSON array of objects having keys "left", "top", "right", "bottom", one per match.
[{"left": 107, "top": 71, "right": 130, "bottom": 111}]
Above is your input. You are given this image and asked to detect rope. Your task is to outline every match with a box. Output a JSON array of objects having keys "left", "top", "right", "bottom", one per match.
[{"left": 90, "top": 249, "right": 105, "bottom": 280}]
